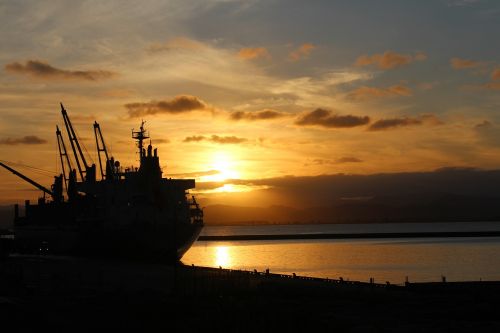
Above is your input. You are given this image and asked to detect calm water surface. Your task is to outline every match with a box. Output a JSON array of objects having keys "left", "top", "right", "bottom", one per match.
[{"left": 182, "top": 222, "right": 500, "bottom": 284}]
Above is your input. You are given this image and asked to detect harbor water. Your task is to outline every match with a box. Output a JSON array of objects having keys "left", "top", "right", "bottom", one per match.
[{"left": 182, "top": 222, "right": 500, "bottom": 284}]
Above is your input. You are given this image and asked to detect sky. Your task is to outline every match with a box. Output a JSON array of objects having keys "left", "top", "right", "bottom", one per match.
[{"left": 0, "top": 0, "right": 499, "bottom": 206}]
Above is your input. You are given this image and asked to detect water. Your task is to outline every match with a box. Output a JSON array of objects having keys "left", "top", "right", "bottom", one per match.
[{"left": 182, "top": 222, "right": 500, "bottom": 284}]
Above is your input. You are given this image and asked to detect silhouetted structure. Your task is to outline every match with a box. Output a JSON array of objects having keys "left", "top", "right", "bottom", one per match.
[{"left": 0, "top": 103, "right": 203, "bottom": 261}]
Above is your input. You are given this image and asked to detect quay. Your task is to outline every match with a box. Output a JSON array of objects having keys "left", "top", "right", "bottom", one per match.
[{"left": 1, "top": 255, "right": 500, "bottom": 331}]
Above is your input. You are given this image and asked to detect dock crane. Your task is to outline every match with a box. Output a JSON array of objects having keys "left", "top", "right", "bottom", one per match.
[
  {"left": 0, "top": 161, "right": 63, "bottom": 202},
  {"left": 60, "top": 103, "right": 96, "bottom": 183}
]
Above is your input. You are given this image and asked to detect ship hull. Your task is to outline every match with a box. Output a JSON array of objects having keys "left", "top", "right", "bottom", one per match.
[{"left": 14, "top": 222, "right": 203, "bottom": 262}]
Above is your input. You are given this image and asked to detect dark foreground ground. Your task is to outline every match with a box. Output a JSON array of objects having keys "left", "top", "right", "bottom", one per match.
[{"left": 1, "top": 255, "right": 500, "bottom": 332}]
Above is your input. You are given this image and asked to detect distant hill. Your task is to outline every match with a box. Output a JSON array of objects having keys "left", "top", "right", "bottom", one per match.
[
  {"left": 203, "top": 193, "right": 500, "bottom": 225},
  {"left": 200, "top": 169, "right": 500, "bottom": 225}
]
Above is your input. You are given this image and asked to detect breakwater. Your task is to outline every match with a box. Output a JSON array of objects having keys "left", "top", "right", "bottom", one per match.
[{"left": 198, "top": 230, "right": 500, "bottom": 241}]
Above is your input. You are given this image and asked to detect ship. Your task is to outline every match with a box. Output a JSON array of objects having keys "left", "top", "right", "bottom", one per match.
[{"left": 0, "top": 103, "right": 204, "bottom": 261}]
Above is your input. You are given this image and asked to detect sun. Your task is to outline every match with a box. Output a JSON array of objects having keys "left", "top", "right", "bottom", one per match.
[{"left": 201, "top": 151, "right": 240, "bottom": 182}]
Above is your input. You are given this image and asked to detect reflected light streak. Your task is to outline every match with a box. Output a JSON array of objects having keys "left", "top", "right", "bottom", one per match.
[{"left": 214, "top": 245, "right": 231, "bottom": 268}]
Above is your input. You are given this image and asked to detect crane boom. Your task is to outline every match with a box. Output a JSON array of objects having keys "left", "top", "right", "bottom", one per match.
[
  {"left": 61, "top": 102, "right": 89, "bottom": 181},
  {"left": 0, "top": 161, "right": 54, "bottom": 197}
]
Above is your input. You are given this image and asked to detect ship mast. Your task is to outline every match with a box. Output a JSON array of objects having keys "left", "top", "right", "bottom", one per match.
[{"left": 132, "top": 121, "right": 149, "bottom": 160}]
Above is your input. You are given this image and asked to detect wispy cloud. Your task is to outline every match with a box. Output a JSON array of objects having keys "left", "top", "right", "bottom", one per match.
[
  {"left": 183, "top": 135, "right": 248, "bottom": 144},
  {"left": 168, "top": 170, "right": 220, "bottom": 178},
  {"left": 311, "top": 157, "right": 363, "bottom": 165},
  {"left": 125, "top": 95, "right": 209, "bottom": 117},
  {"left": 295, "top": 108, "right": 370, "bottom": 128},
  {"left": 147, "top": 37, "right": 205, "bottom": 53},
  {"left": 0, "top": 135, "right": 47, "bottom": 145},
  {"left": 238, "top": 47, "right": 270, "bottom": 60},
  {"left": 355, "top": 51, "right": 426, "bottom": 70},
  {"left": 288, "top": 43, "right": 316, "bottom": 62},
  {"left": 229, "top": 109, "right": 289, "bottom": 121},
  {"left": 347, "top": 84, "right": 412, "bottom": 100},
  {"left": 368, "top": 114, "right": 442, "bottom": 131},
  {"left": 450, "top": 57, "right": 483, "bottom": 69},
  {"left": 4, "top": 60, "right": 117, "bottom": 81}
]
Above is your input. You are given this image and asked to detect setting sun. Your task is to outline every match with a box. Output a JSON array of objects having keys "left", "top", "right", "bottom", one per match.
[{"left": 201, "top": 151, "right": 240, "bottom": 182}]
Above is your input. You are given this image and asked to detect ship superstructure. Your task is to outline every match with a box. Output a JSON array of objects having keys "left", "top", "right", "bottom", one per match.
[{"left": 0, "top": 104, "right": 203, "bottom": 261}]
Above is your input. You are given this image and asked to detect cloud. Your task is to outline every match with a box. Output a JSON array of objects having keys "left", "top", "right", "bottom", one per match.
[
  {"left": 462, "top": 81, "right": 500, "bottom": 91},
  {"left": 474, "top": 120, "right": 500, "bottom": 146},
  {"left": 492, "top": 68, "right": 500, "bottom": 80},
  {"left": 335, "top": 157, "right": 363, "bottom": 163},
  {"left": 368, "top": 114, "right": 442, "bottom": 131},
  {"left": 210, "top": 135, "right": 247, "bottom": 144},
  {"left": 237, "top": 47, "right": 270, "bottom": 60},
  {"left": 418, "top": 82, "right": 439, "bottom": 90},
  {"left": 183, "top": 136, "right": 206, "bottom": 142},
  {"left": 311, "top": 157, "right": 363, "bottom": 165},
  {"left": 4, "top": 60, "right": 117, "bottom": 81},
  {"left": 450, "top": 57, "right": 482, "bottom": 69},
  {"left": 288, "top": 43, "right": 316, "bottom": 62},
  {"left": 347, "top": 85, "right": 412, "bottom": 100},
  {"left": 147, "top": 37, "right": 205, "bottom": 53},
  {"left": 125, "top": 95, "right": 209, "bottom": 117},
  {"left": 153, "top": 138, "right": 170, "bottom": 144},
  {"left": 0, "top": 136, "right": 47, "bottom": 145},
  {"left": 295, "top": 108, "right": 370, "bottom": 128},
  {"left": 183, "top": 135, "right": 248, "bottom": 144},
  {"left": 355, "top": 51, "right": 426, "bottom": 70},
  {"left": 229, "top": 109, "right": 289, "bottom": 121},
  {"left": 168, "top": 170, "right": 220, "bottom": 178}
]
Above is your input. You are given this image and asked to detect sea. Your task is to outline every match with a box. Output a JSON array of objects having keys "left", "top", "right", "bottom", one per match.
[{"left": 182, "top": 222, "right": 500, "bottom": 284}]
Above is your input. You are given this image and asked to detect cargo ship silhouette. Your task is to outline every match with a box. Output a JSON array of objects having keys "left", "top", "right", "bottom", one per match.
[{"left": 0, "top": 103, "right": 204, "bottom": 261}]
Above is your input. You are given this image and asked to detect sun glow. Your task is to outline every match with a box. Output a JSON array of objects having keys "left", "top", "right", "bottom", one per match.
[{"left": 201, "top": 151, "right": 240, "bottom": 182}]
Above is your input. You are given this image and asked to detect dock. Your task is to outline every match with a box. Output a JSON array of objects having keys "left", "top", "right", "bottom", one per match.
[{"left": 1, "top": 255, "right": 500, "bottom": 331}]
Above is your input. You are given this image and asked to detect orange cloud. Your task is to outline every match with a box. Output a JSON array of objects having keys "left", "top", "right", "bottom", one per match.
[
  {"left": 237, "top": 47, "right": 270, "bottom": 60},
  {"left": 492, "top": 68, "right": 500, "bottom": 80},
  {"left": 295, "top": 108, "right": 370, "bottom": 128},
  {"left": 0, "top": 136, "right": 47, "bottom": 145},
  {"left": 347, "top": 85, "right": 412, "bottom": 100},
  {"left": 462, "top": 81, "right": 500, "bottom": 91},
  {"left": 125, "top": 95, "right": 209, "bottom": 117},
  {"left": 368, "top": 114, "right": 442, "bottom": 131},
  {"left": 229, "top": 109, "right": 289, "bottom": 121},
  {"left": 183, "top": 135, "right": 247, "bottom": 144},
  {"left": 288, "top": 43, "right": 316, "bottom": 62},
  {"left": 4, "top": 60, "right": 117, "bottom": 81},
  {"left": 450, "top": 57, "right": 482, "bottom": 69},
  {"left": 355, "top": 51, "right": 426, "bottom": 70}
]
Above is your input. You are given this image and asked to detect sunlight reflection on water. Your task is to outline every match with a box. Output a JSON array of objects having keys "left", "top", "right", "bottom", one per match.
[{"left": 182, "top": 237, "right": 500, "bottom": 284}]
